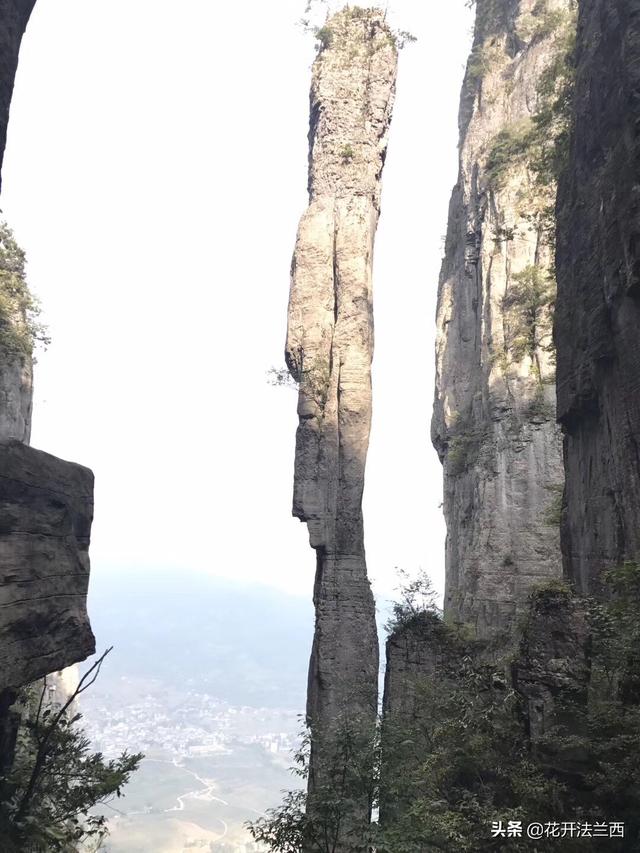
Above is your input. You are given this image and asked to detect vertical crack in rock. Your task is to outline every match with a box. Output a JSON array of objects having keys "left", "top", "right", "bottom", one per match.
[
  {"left": 556, "top": 0, "right": 640, "bottom": 592},
  {"left": 431, "top": 0, "right": 572, "bottom": 639},
  {"left": 285, "top": 7, "right": 397, "bottom": 842}
]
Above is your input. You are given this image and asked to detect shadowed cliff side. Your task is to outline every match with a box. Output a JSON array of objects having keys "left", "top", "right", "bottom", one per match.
[
  {"left": 285, "top": 7, "right": 397, "bottom": 847},
  {"left": 431, "top": 0, "right": 575, "bottom": 639},
  {"left": 556, "top": 0, "right": 640, "bottom": 593}
]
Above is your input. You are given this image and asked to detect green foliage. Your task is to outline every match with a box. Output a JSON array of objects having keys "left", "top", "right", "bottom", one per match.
[
  {"left": 0, "top": 222, "right": 49, "bottom": 358},
  {"left": 467, "top": 39, "right": 503, "bottom": 83},
  {"left": 314, "top": 25, "right": 333, "bottom": 50},
  {"left": 485, "top": 119, "right": 534, "bottom": 189},
  {"left": 269, "top": 342, "right": 331, "bottom": 412},
  {"left": 379, "top": 575, "right": 640, "bottom": 852},
  {"left": 340, "top": 144, "right": 355, "bottom": 163},
  {"left": 446, "top": 409, "right": 487, "bottom": 477},
  {"left": 393, "top": 30, "right": 417, "bottom": 50},
  {"left": 250, "top": 570, "right": 640, "bottom": 852},
  {"left": 379, "top": 663, "right": 561, "bottom": 853},
  {"left": 0, "top": 653, "right": 142, "bottom": 852},
  {"left": 384, "top": 569, "right": 441, "bottom": 634},
  {"left": 484, "top": 3, "right": 577, "bottom": 203},
  {"left": 247, "top": 716, "right": 377, "bottom": 853},
  {"left": 517, "top": 1, "right": 573, "bottom": 44},
  {"left": 529, "top": 7, "right": 577, "bottom": 187},
  {"left": 502, "top": 264, "right": 555, "bottom": 369},
  {"left": 542, "top": 483, "right": 564, "bottom": 526}
]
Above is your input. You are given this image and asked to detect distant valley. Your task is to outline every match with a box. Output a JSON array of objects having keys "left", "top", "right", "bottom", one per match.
[{"left": 79, "top": 569, "right": 314, "bottom": 852}]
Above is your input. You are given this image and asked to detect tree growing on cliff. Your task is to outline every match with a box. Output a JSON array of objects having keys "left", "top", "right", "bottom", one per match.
[
  {"left": 248, "top": 715, "right": 378, "bottom": 853},
  {"left": 252, "top": 568, "right": 640, "bottom": 852},
  {"left": 0, "top": 222, "right": 49, "bottom": 357},
  {"left": 0, "top": 650, "right": 143, "bottom": 852}
]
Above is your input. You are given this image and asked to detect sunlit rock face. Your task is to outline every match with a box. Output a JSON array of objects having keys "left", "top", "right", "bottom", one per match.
[
  {"left": 0, "top": 0, "right": 37, "bottom": 442},
  {"left": 431, "top": 0, "right": 570, "bottom": 639},
  {"left": 556, "top": 0, "right": 640, "bottom": 593},
  {"left": 0, "top": 0, "right": 37, "bottom": 192},
  {"left": 285, "top": 7, "right": 397, "bottom": 843},
  {"left": 0, "top": 441, "right": 95, "bottom": 692}
]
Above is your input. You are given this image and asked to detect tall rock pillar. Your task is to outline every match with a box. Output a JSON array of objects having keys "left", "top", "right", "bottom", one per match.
[
  {"left": 556, "top": 0, "right": 640, "bottom": 592},
  {"left": 285, "top": 7, "right": 397, "bottom": 842},
  {"left": 431, "top": 0, "right": 573, "bottom": 638}
]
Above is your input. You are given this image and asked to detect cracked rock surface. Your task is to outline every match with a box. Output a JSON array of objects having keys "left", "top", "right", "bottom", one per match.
[
  {"left": 285, "top": 7, "right": 396, "bottom": 840},
  {"left": 556, "top": 0, "right": 640, "bottom": 592},
  {"left": 0, "top": 441, "right": 95, "bottom": 692},
  {"left": 432, "top": 0, "right": 569, "bottom": 638}
]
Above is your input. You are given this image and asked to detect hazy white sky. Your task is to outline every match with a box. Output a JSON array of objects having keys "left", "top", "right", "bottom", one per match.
[{"left": 2, "top": 0, "right": 472, "bottom": 603}]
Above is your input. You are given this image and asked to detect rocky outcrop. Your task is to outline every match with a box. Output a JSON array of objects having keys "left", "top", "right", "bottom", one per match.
[
  {"left": 0, "top": 0, "right": 37, "bottom": 192},
  {"left": 380, "top": 614, "right": 460, "bottom": 826},
  {"left": 512, "top": 586, "right": 590, "bottom": 743},
  {"left": 0, "top": 441, "right": 95, "bottom": 692},
  {"left": 556, "top": 0, "right": 640, "bottom": 593},
  {"left": 382, "top": 613, "right": 455, "bottom": 725},
  {"left": 431, "top": 0, "right": 571, "bottom": 638},
  {"left": 0, "top": 357, "right": 31, "bottom": 444},
  {"left": 285, "top": 7, "right": 397, "bottom": 839}
]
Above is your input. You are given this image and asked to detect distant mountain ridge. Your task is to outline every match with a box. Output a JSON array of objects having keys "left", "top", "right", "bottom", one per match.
[{"left": 84, "top": 568, "right": 314, "bottom": 708}]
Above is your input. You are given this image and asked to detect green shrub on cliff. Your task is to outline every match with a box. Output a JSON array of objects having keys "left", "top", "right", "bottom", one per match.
[
  {"left": 0, "top": 223, "right": 49, "bottom": 358},
  {"left": 501, "top": 263, "right": 555, "bottom": 371},
  {"left": 379, "top": 572, "right": 640, "bottom": 852},
  {"left": 251, "top": 569, "right": 640, "bottom": 851},
  {"left": 248, "top": 716, "right": 377, "bottom": 853},
  {"left": 485, "top": 1, "right": 577, "bottom": 206},
  {"left": 0, "top": 651, "right": 142, "bottom": 852}
]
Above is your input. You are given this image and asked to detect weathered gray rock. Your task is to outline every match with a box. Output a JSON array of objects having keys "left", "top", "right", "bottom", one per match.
[
  {"left": 382, "top": 613, "right": 452, "bottom": 724},
  {"left": 380, "top": 614, "right": 460, "bottom": 827},
  {"left": 512, "top": 586, "right": 591, "bottom": 781},
  {"left": 0, "top": 440, "right": 95, "bottom": 692},
  {"left": 0, "top": 352, "right": 32, "bottom": 443},
  {"left": 0, "top": 0, "right": 37, "bottom": 192},
  {"left": 285, "top": 7, "right": 397, "bottom": 842},
  {"left": 556, "top": 0, "right": 640, "bottom": 593},
  {"left": 432, "top": 0, "right": 570, "bottom": 638}
]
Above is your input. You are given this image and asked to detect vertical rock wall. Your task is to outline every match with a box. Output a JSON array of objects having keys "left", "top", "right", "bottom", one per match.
[
  {"left": 380, "top": 614, "right": 460, "bottom": 827},
  {"left": 556, "top": 0, "right": 640, "bottom": 593},
  {"left": 0, "top": 2, "right": 36, "bottom": 440},
  {"left": 432, "top": 0, "right": 571, "bottom": 637},
  {"left": 286, "top": 7, "right": 397, "bottom": 839}
]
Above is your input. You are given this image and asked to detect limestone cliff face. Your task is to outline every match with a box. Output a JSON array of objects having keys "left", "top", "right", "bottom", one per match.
[
  {"left": 0, "top": 0, "right": 37, "bottom": 192},
  {"left": 0, "top": 1, "right": 36, "bottom": 440},
  {"left": 432, "top": 0, "right": 571, "bottom": 637},
  {"left": 285, "top": 7, "right": 396, "bottom": 832},
  {"left": 0, "top": 354, "right": 31, "bottom": 443},
  {"left": 556, "top": 0, "right": 640, "bottom": 593}
]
